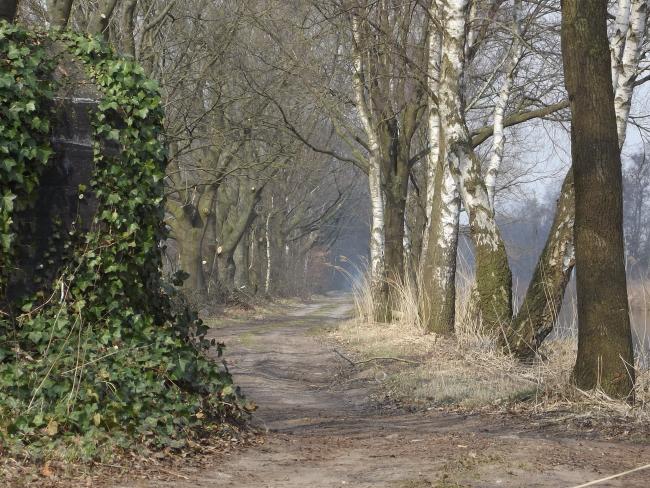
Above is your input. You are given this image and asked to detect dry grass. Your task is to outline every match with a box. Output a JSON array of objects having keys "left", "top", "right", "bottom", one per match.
[{"left": 334, "top": 269, "right": 650, "bottom": 423}]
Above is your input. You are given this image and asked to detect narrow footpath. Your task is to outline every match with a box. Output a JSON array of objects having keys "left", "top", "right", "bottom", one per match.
[{"left": 125, "top": 294, "right": 650, "bottom": 488}]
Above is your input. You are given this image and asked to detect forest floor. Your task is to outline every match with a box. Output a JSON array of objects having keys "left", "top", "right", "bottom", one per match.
[{"left": 107, "top": 292, "right": 650, "bottom": 488}]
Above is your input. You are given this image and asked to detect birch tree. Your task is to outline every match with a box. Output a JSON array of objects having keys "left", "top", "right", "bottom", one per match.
[
  {"left": 347, "top": 1, "right": 429, "bottom": 321},
  {"left": 422, "top": 0, "right": 513, "bottom": 333}
]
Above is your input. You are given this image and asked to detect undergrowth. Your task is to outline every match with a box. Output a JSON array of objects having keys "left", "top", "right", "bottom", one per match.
[
  {"left": 0, "top": 22, "right": 249, "bottom": 462},
  {"left": 338, "top": 267, "right": 650, "bottom": 420}
]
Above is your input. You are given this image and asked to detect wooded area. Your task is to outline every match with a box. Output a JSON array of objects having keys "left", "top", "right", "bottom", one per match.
[{"left": 1, "top": 0, "right": 650, "bottom": 485}]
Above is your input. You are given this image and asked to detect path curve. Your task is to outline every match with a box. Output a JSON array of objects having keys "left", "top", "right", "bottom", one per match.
[{"left": 127, "top": 293, "right": 650, "bottom": 487}]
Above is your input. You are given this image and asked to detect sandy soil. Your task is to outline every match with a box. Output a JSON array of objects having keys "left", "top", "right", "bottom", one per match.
[{"left": 115, "top": 293, "right": 650, "bottom": 488}]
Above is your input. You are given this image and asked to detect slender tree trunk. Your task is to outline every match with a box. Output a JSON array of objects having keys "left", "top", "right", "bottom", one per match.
[
  {"left": 422, "top": 26, "right": 442, "bottom": 258},
  {"left": 438, "top": 0, "right": 513, "bottom": 333},
  {"left": 122, "top": 0, "right": 138, "bottom": 57},
  {"left": 369, "top": 155, "right": 391, "bottom": 321},
  {"left": 610, "top": 0, "right": 632, "bottom": 90},
  {"left": 613, "top": 0, "right": 647, "bottom": 146},
  {"left": 561, "top": 0, "right": 635, "bottom": 399},
  {"left": 351, "top": 13, "right": 390, "bottom": 322},
  {"left": 420, "top": 3, "right": 461, "bottom": 334},
  {"left": 264, "top": 198, "right": 273, "bottom": 295},
  {"left": 0, "top": 1, "right": 18, "bottom": 22},
  {"left": 507, "top": 170, "right": 575, "bottom": 356},
  {"left": 485, "top": 0, "right": 523, "bottom": 208},
  {"left": 383, "top": 172, "right": 408, "bottom": 284},
  {"left": 234, "top": 232, "right": 250, "bottom": 290},
  {"left": 421, "top": 148, "right": 460, "bottom": 334}
]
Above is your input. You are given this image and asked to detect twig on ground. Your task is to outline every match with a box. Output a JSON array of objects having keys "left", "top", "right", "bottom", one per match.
[
  {"left": 158, "top": 467, "right": 190, "bottom": 480},
  {"left": 333, "top": 348, "right": 421, "bottom": 366},
  {"left": 569, "top": 463, "right": 650, "bottom": 487}
]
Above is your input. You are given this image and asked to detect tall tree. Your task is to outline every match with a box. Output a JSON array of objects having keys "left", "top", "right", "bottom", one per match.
[
  {"left": 507, "top": 0, "right": 648, "bottom": 358},
  {"left": 561, "top": 0, "right": 635, "bottom": 399},
  {"left": 421, "top": 0, "right": 513, "bottom": 334}
]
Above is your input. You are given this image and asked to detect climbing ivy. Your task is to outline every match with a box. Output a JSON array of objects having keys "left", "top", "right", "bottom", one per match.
[
  {"left": 0, "top": 22, "right": 54, "bottom": 288},
  {"left": 0, "top": 23, "right": 248, "bottom": 459}
]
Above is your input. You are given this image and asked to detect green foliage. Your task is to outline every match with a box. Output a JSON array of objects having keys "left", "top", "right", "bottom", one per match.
[
  {"left": 0, "top": 23, "right": 248, "bottom": 459},
  {"left": 0, "top": 22, "right": 54, "bottom": 287}
]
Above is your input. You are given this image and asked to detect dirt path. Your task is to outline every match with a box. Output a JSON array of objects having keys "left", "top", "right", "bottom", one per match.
[{"left": 122, "top": 294, "right": 650, "bottom": 487}]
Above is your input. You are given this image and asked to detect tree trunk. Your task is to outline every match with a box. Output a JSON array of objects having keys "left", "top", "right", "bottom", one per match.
[
  {"left": 87, "top": 0, "right": 119, "bottom": 36},
  {"left": 437, "top": 0, "right": 513, "bottom": 333},
  {"left": 351, "top": 13, "right": 391, "bottom": 322},
  {"left": 0, "top": 1, "right": 18, "bottom": 22},
  {"left": 368, "top": 154, "right": 391, "bottom": 322},
  {"left": 234, "top": 232, "right": 250, "bottom": 291},
  {"left": 121, "top": 0, "right": 138, "bottom": 57},
  {"left": 383, "top": 175, "right": 407, "bottom": 284},
  {"left": 178, "top": 226, "right": 206, "bottom": 292},
  {"left": 47, "top": 0, "right": 73, "bottom": 28},
  {"left": 507, "top": 170, "right": 575, "bottom": 357},
  {"left": 613, "top": 0, "right": 647, "bottom": 146},
  {"left": 507, "top": 0, "right": 644, "bottom": 358},
  {"left": 422, "top": 25, "right": 442, "bottom": 259},
  {"left": 561, "top": 0, "right": 635, "bottom": 399},
  {"left": 216, "top": 253, "right": 235, "bottom": 291},
  {"left": 421, "top": 150, "right": 460, "bottom": 334},
  {"left": 264, "top": 202, "right": 272, "bottom": 295},
  {"left": 485, "top": 0, "right": 523, "bottom": 209}
]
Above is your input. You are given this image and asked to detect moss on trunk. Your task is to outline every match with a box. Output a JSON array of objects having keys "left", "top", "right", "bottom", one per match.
[
  {"left": 506, "top": 170, "right": 575, "bottom": 358},
  {"left": 562, "top": 0, "right": 635, "bottom": 399}
]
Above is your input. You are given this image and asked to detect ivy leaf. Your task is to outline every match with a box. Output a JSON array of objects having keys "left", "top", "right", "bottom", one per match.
[{"left": 1, "top": 192, "right": 16, "bottom": 211}]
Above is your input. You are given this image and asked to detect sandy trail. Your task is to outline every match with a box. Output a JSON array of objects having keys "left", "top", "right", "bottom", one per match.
[{"left": 121, "top": 293, "right": 650, "bottom": 488}]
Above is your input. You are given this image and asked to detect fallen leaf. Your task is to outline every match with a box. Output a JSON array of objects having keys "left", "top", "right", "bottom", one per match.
[
  {"left": 41, "top": 462, "right": 54, "bottom": 477},
  {"left": 45, "top": 420, "right": 58, "bottom": 436}
]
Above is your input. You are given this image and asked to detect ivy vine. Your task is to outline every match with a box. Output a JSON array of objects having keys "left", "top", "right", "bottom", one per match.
[
  {"left": 0, "top": 22, "right": 248, "bottom": 459},
  {"left": 0, "top": 22, "right": 54, "bottom": 288}
]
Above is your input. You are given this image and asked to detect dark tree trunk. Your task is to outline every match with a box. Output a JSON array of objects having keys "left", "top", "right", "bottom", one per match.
[
  {"left": 0, "top": 1, "right": 18, "bottom": 22},
  {"left": 383, "top": 182, "right": 407, "bottom": 283},
  {"left": 561, "top": 0, "right": 635, "bottom": 399},
  {"left": 121, "top": 0, "right": 138, "bottom": 57},
  {"left": 234, "top": 232, "right": 250, "bottom": 291}
]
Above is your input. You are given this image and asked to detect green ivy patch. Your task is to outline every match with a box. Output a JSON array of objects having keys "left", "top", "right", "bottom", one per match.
[
  {"left": 0, "top": 22, "right": 54, "bottom": 286},
  {"left": 0, "top": 22, "right": 249, "bottom": 460}
]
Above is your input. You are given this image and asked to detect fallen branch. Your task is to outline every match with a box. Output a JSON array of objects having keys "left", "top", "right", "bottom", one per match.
[
  {"left": 333, "top": 349, "right": 421, "bottom": 366},
  {"left": 569, "top": 463, "right": 650, "bottom": 487}
]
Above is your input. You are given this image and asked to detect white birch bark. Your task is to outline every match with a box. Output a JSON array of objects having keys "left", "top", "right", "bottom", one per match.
[
  {"left": 464, "top": 0, "right": 479, "bottom": 60},
  {"left": 422, "top": 26, "right": 443, "bottom": 257},
  {"left": 439, "top": 0, "right": 512, "bottom": 330},
  {"left": 613, "top": 0, "right": 648, "bottom": 146},
  {"left": 351, "top": 12, "right": 391, "bottom": 320},
  {"left": 611, "top": 0, "right": 632, "bottom": 90},
  {"left": 486, "top": 0, "right": 523, "bottom": 209},
  {"left": 351, "top": 14, "right": 386, "bottom": 283},
  {"left": 264, "top": 196, "right": 273, "bottom": 295}
]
